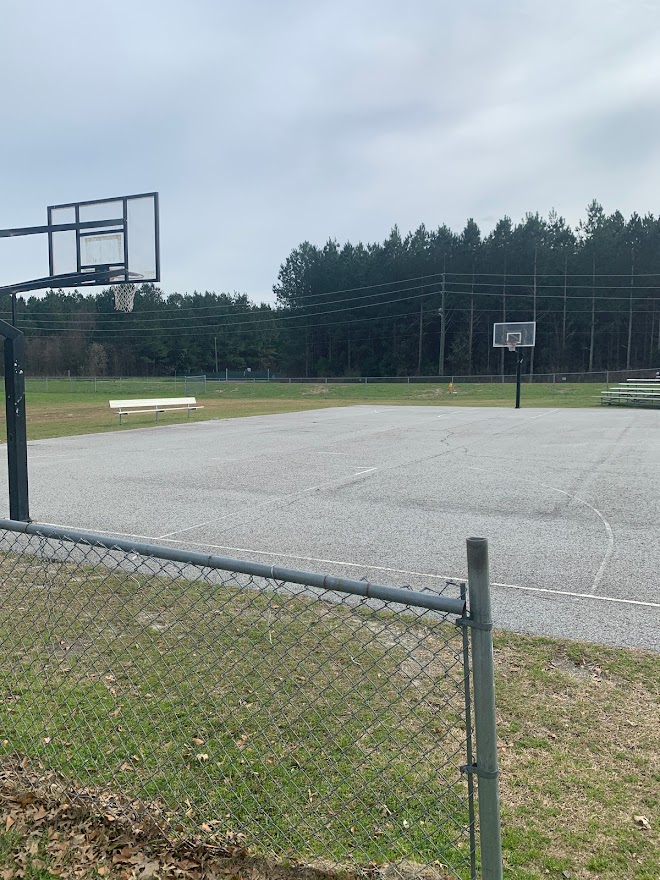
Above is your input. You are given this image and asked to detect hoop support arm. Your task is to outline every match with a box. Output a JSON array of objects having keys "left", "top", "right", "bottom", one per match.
[{"left": 0, "top": 218, "right": 124, "bottom": 239}]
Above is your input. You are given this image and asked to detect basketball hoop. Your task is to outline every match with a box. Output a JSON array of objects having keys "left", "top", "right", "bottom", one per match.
[
  {"left": 113, "top": 283, "right": 136, "bottom": 313},
  {"left": 507, "top": 340, "right": 519, "bottom": 352}
]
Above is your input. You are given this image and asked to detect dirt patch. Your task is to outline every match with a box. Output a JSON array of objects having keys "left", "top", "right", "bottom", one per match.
[{"left": 302, "top": 385, "right": 332, "bottom": 395}]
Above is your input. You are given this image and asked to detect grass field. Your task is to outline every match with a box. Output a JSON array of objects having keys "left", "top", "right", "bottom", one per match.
[
  {"left": 0, "top": 547, "right": 657, "bottom": 879},
  {"left": 0, "top": 378, "right": 608, "bottom": 443},
  {"left": 0, "top": 379, "right": 657, "bottom": 879}
]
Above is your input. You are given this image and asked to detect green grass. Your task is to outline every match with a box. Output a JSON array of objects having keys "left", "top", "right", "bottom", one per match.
[
  {"left": 0, "top": 550, "right": 658, "bottom": 879},
  {"left": 0, "top": 378, "right": 609, "bottom": 443},
  {"left": 493, "top": 633, "right": 659, "bottom": 880},
  {"left": 0, "top": 550, "right": 472, "bottom": 876}
]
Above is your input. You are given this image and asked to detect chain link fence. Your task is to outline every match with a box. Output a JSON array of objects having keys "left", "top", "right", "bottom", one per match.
[
  {"left": 0, "top": 522, "right": 496, "bottom": 879},
  {"left": 23, "top": 367, "right": 658, "bottom": 393}
]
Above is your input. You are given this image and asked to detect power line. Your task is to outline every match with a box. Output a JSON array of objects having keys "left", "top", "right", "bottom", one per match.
[
  {"left": 15, "top": 280, "right": 660, "bottom": 333},
  {"left": 16, "top": 264, "right": 660, "bottom": 318}
]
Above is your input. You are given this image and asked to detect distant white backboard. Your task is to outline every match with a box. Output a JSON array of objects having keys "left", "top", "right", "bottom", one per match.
[{"left": 493, "top": 321, "right": 536, "bottom": 348}]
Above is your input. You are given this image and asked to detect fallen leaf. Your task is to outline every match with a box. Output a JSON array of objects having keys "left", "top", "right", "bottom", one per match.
[
  {"left": 634, "top": 815, "right": 651, "bottom": 830},
  {"left": 192, "top": 737, "right": 205, "bottom": 746}
]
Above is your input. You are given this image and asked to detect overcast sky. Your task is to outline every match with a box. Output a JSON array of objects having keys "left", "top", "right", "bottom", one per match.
[{"left": 1, "top": 0, "right": 660, "bottom": 304}]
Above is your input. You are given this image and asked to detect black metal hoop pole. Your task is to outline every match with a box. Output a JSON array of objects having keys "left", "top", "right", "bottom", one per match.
[{"left": 515, "top": 350, "right": 524, "bottom": 409}]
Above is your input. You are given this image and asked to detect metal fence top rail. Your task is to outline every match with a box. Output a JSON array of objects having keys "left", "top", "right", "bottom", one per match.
[{"left": 0, "top": 518, "right": 466, "bottom": 616}]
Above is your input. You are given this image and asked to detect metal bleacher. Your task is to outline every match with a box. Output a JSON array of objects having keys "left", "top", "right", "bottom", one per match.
[{"left": 600, "top": 379, "right": 660, "bottom": 408}]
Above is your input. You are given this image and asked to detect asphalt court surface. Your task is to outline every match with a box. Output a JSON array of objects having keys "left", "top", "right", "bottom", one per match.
[{"left": 9, "top": 405, "right": 660, "bottom": 651}]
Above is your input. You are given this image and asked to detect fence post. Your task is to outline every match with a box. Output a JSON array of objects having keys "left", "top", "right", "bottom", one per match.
[{"left": 466, "top": 537, "right": 503, "bottom": 880}]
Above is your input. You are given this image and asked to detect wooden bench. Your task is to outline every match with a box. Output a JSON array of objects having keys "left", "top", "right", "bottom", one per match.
[{"left": 109, "top": 397, "right": 204, "bottom": 425}]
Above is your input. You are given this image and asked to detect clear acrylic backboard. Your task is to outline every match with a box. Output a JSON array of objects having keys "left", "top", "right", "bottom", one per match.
[{"left": 47, "top": 192, "right": 159, "bottom": 286}]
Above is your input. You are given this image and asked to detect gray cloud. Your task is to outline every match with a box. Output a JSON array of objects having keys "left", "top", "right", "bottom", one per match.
[{"left": 1, "top": 0, "right": 659, "bottom": 303}]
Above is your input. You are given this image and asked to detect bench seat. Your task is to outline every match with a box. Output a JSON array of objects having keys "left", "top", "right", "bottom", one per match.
[{"left": 109, "top": 397, "right": 204, "bottom": 424}]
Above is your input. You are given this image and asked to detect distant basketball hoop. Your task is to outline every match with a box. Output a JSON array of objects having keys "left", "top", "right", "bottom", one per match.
[{"left": 493, "top": 322, "right": 536, "bottom": 409}]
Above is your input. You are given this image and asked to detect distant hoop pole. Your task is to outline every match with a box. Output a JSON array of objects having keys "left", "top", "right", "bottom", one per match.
[{"left": 515, "top": 348, "right": 524, "bottom": 409}]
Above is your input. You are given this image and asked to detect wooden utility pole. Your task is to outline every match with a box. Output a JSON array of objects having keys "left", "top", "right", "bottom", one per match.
[
  {"left": 500, "top": 256, "right": 506, "bottom": 377},
  {"left": 588, "top": 258, "right": 596, "bottom": 372},
  {"left": 417, "top": 297, "right": 424, "bottom": 374},
  {"left": 468, "top": 263, "right": 475, "bottom": 375},
  {"left": 626, "top": 248, "right": 635, "bottom": 371},
  {"left": 562, "top": 252, "right": 568, "bottom": 352},
  {"left": 529, "top": 247, "right": 537, "bottom": 377},
  {"left": 438, "top": 257, "right": 446, "bottom": 376}
]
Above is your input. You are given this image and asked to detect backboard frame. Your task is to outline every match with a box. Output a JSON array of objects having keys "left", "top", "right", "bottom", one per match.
[
  {"left": 47, "top": 192, "right": 160, "bottom": 287},
  {"left": 492, "top": 321, "right": 536, "bottom": 349}
]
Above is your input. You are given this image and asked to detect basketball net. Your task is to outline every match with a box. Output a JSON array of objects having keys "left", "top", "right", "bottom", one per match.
[
  {"left": 113, "top": 284, "right": 136, "bottom": 313},
  {"left": 507, "top": 340, "right": 519, "bottom": 352}
]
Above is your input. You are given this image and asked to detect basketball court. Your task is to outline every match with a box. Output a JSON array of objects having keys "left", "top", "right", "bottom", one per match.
[
  {"left": 11, "top": 402, "right": 660, "bottom": 652},
  {"left": 2, "top": 196, "right": 658, "bottom": 651}
]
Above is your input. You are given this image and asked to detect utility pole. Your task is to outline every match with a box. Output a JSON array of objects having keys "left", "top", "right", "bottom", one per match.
[
  {"left": 438, "top": 257, "right": 446, "bottom": 377},
  {"left": 417, "top": 297, "right": 424, "bottom": 375},
  {"left": 562, "top": 251, "right": 568, "bottom": 353},
  {"left": 214, "top": 336, "right": 218, "bottom": 374},
  {"left": 468, "top": 264, "right": 475, "bottom": 375},
  {"left": 529, "top": 246, "right": 537, "bottom": 377},
  {"left": 626, "top": 247, "right": 634, "bottom": 371},
  {"left": 500, "top": 256, "right": 507, "bottom": 378},
  {"left": 589, "top": 258, "right": 596, "bottom": 372}
]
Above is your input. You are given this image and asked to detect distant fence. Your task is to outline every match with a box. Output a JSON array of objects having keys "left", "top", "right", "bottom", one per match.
[
  {"left": 24, "top": 367, "right": 658, "bottom": 392},
  {"left": 0, "top": 520, "right": 502, "bottom": 879}
]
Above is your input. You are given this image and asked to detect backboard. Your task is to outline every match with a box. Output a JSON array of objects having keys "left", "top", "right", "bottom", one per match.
[
  {"left": 47, "top": 192, "right": 159, "bottom": 286},
  {"left": 493, "top": 321, "right": 536, "bottom": 349}
]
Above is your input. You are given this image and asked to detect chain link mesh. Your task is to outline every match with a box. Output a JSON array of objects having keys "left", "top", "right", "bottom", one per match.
[{"left": 0, "top": 527, "right": 473, "bottom": 878}]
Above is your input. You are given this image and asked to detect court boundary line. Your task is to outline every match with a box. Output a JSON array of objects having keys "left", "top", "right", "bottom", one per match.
[{"left": 33, "top": 520, "right": 659, "bottom": 610}]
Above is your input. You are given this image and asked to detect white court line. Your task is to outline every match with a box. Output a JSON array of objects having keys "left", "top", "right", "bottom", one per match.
[
  {"left": 551, "top": 487, "right": 614, "bottom": 592},
  {"left": 491, "top": 581, "right": 659, "bottom": 609},
  {"left": 34, "top": 521, "right": 659, "bottom": 611},
  {"left": 468, "top": 465, "right": 615, "bottom": 595},
  {"left": 210, "top": 456, "right": 376, "bottom": 470},
  {"left": 156, "top": 467, "right": 379, "bottom": 540},
  {"left": 524, "top": 408, "right": 560, "bottom": 420}
]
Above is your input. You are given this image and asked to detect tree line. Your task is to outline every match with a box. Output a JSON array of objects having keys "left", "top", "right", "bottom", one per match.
[{"left": 6, "top": 201, "right": 660, "bottom": 378}]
